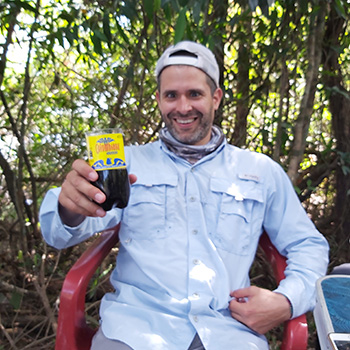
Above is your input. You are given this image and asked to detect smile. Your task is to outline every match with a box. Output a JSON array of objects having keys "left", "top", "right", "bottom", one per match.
[{"left": 175, "top": 118, "right": 197, "bottom": 124}]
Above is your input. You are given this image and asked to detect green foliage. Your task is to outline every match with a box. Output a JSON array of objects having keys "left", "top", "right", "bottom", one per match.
[
  {"left": 1, "top": 0, "right": 348, "bottom": 252},
  {"left": 88, "top": 264, "right": 114, "bottom": 299},
  {"left": 9, "top": 291, "right": 22, "bottom": 310}
]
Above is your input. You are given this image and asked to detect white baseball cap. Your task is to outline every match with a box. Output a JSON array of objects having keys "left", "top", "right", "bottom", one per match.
[{"left": 155, "top": 41, "right": 220, "bottom": 87}]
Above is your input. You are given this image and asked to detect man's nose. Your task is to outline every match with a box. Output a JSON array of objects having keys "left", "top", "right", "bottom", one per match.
[{"left": 177, "top": 96, "right": 192, "bottom": 114}]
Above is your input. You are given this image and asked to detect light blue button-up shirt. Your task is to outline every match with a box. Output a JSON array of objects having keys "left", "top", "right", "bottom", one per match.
[{"left": 40, "top": 139, "right": 329, "bottom": 350}]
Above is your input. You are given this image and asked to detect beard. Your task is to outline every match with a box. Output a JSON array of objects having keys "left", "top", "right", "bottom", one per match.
[{"left": 162, "top": 110, "right": 213, "bottom": 145}]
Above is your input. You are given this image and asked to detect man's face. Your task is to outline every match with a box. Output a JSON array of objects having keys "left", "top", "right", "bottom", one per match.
[{"left": 156, "top": 65, "right": 222, "bottom": 146}]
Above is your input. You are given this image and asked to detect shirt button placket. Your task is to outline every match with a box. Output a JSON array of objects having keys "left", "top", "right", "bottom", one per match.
[
  {"left": 186, "top": 171, "right": 206, "bottom": 328},
  {"left": 193, "top": 258, "right": 200, "bottom": 265}
]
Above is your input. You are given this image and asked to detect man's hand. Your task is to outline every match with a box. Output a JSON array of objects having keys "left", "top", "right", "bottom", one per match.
[
  {"left": 58, "top": 159, "right": 136, "bottom": 226},
  {"left": 228, "top": 286, "right": 292, "bottom": 334},
  {"left": 58, "top": 159, "right": 106, "bottom": 223}
]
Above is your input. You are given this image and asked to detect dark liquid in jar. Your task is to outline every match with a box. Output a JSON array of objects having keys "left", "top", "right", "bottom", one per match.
[{"left": 92, "top": 168, "right": 130, "bottom": 211}]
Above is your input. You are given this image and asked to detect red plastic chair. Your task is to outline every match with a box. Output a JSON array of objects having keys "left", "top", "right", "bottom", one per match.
[{"left": 55, "top": 227, "right": 308, "bottom": 350}]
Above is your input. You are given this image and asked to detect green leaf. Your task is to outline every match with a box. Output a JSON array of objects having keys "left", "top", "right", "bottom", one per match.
[
  {"left": 9, "top": 291, "right": 22, "bottom": 310},
  {"left": 115, "top": 19, "right": 130, "bottom": 45},
  {"left": 162, "top": 1, "right": 172, "bottom": 21},
  {"left": 193, "top": 1, "right": 201, "bottom": 25},
  {"left": 162, "top": 0, "right": 179, "bottom": 12},
  {"left": 55, "top": 29, "right": 64, "bottom": 47},
  {"left": 86, "top": 314, "right": 100, "bottom": 327},
  {"left": 174, "top": 8, "right": 187, "bottom": 43},
  {"left": 121, "top": 0, "right": 138, "bottom": 21},
  {"left": 154, "top": 0, "right": 161, "bottom": 11},
  {"left": 144, "top": 0, "right": 154, "bottom": 20},
  {"left": 103, "top": 12, "right": 112, "bottom": 44},
  {"left": 33, "top": 253, "right": 41, "bottom": 266},
  {"left": 63, "top": 27, "right": 75, "bottom": 45},
  {"left": 59, "top": 10, "right": 74, "bottom": 24},
  {"left": 13, "top": 0, "right": 37, "bottom": 14},
  {"left": 17, "top": 250, "right": 23, "bottom": 262},
  {"left": 91, "top": 33, "right": 103, "bottom": 55},
  {"left": 334, "top": 0, "right": 346, "bottom": 20},
  {"left": 94, "top": 29, "right": 108, "bottom": 42},
  {"left": 178, "top": 0, "right": 189, "bottom": 7}
]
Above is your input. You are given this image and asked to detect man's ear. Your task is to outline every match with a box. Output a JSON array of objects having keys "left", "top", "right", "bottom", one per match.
[
  {"left": 213, "top": 88, "right": 223, "bottom": 110},
  {"left": 156, "top": 89, "right": 160, "bottom": 104}
]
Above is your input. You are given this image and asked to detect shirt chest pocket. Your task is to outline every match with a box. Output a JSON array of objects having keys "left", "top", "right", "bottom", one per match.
[
  {"left": 122, "top": 173, "right": 178, "bottom": 240},
  {"left": 209, "top": 177, "right": 264, "bottom": 255}
]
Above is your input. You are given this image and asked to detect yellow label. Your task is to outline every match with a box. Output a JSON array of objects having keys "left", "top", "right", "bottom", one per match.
[{"left": 86, "top": 132, "right": 126, "bottom": 170}]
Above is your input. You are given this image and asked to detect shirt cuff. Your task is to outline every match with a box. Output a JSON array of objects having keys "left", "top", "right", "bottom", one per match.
[{"left": 273, "top": 291, "right": 294, "bottom": 319}]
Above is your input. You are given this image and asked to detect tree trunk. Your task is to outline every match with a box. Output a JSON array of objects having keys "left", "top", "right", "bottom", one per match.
[
  {"left": 232, "top": 36, "right": 250, "bottom": 147},
  {"left": 322, "top": 1, "right": 350, "bottom": 253},
  {"left": 287, "top": 1, "right": 327, "bottom": 184},
  {"left": 210, "top": 0, "right": 228, "bottom": 128},
  {"left": 273, "top": 62, "right": 289, "bottom": 161}
]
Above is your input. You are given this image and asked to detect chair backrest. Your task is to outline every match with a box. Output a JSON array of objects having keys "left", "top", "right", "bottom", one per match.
[
  {"left": 55, "top": 226, "right": 308, "bottom": 350},
  {"left": 55, "top": 225, "right": 120, "bottom": 350}
]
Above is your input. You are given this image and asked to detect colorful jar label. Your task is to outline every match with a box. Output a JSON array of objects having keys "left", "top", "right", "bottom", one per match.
[{"left": 86, "top": 132, "right": 126, "bottom": 170}]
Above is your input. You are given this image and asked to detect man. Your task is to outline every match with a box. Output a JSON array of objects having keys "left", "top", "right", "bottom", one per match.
[{"left": 40, "top": 41, "right": 329, "bottom": 350}]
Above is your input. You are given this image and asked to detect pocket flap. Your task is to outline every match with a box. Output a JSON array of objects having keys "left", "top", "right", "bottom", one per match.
[
  {"left": 210, "top": 177, "right": 263, "bottom": 203},
  {"left": 129, "top": 173, "right": 178, "bottom": 206}
]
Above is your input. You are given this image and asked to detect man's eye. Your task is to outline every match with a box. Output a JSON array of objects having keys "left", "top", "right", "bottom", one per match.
[
  {"left": 165, "top": 92, "right": 176, "bottom": 98},
  {"left": 190, "top": 91, "right": 201, "bottom": 97}
]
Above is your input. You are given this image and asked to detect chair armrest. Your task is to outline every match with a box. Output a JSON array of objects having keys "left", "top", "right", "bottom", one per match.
[
  {"left": 55, "top": 224, "right": 120, "bottom": 350},
  {"left": 259, "top": 232, "right": 308, "bottom": 350}
]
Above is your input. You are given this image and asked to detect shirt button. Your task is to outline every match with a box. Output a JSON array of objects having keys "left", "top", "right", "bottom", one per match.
[
  {"left": 190, "top": 196, "right": 196, "bottom": 202},
  {"left": 193, "top": 315, "right": 199, "bottom": 322},
  {"left": 192, "top": 292, "right": 200, "bottom": 298},
  {"left": 193, "top": 259, "right": 200, "bottom": 265},
  {"left": 192, "top": 229, "right": 198, "bottom": 235}
]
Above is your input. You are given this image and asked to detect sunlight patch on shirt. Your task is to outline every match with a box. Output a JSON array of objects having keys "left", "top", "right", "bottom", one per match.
[
  {"left": 143, "top": 333, "right": 167, "bottom": 349},
  {"left": 226, "top": 183, "right": 244, "bottom": 201},
  {"left": 190, "top": 264, "right": 216, "bottom": 283}
]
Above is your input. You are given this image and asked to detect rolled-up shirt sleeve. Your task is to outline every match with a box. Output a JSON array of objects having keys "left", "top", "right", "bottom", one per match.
[
  {"left": 263, "top": 161, "right": 329, "bottom": 318},
  {"left": 39, "top": 187, "right": 122, "bottom": 249}
]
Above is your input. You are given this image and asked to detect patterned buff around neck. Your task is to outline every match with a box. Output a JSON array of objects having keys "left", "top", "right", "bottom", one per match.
[{"left": 159, "top": 125, "right": 225, "bottom": 164}]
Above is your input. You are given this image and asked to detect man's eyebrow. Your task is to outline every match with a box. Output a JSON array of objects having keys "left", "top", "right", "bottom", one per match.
[
  {"left": 161, "top": 89, "right": 176, "bottom": 96},
  {"left": 161, "top": 88, "right": 206, "bottom": 96},
  {"left": 189, "top": 88, "right": 205, "bottom": 93}
]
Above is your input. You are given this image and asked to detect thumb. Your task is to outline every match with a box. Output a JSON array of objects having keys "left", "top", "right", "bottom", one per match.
[{"left": 230, "top": 287, "right": 255, "bottom": 301}]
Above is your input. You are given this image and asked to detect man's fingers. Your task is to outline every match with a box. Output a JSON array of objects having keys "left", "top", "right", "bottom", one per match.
[
  {"left": 65, "top": 171, "right": 105, "bottom": 203},
  {"left": 230, "top": 287, "right": 253, "bottom": 299},
  {"left": 60, "top": 170, "right": 106, "bottom": 217},
  {"left": 71, "top": 159, "right": 98, "bottom": 181},
  {"left": 229, "top": 287, "right": 292, "bottom": 334},
  {"left": 129, "top": 174, "right": 137, "bottom": 184},
  {"left": 62, "top": 196, "right": 105, "bottom": 217}
]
